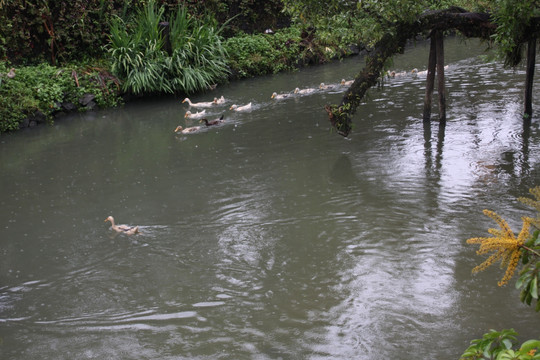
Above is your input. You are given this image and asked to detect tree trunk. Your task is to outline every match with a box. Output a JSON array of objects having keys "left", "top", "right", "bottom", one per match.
[{"left": 524, "top": 38, "right": 536, "bottom": 118}]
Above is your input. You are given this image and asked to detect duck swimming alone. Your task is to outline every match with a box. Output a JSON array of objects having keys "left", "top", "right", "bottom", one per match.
[
  {"left": 185, "top": 110, "right": 207, "bottom": 119},
  {"left": 230, "top": 102, "right": 252, "bottom": 111},
  {"left": 174, "top": 125, "right": 202, "bottom": 134},
  {"left": 105, "top": 216, "right": 140, "bottom": 235},
  {"left": 182, "top": 98, "right": 215, "bottom": 108},
  {"left": 200, "top": 114, "right": 225, "bottom": 126}
]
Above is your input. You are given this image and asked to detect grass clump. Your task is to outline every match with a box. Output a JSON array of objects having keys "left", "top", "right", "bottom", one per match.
[{"left": 107, "top": 1, "right": 229, "bottom": 95}]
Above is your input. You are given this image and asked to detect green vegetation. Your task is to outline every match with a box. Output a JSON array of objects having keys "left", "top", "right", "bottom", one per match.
[
  {"left": 0, "top": 0, "right": 127, "bottom": 65},
  {"left": 492, "top": 0, "right": 540, "bottom": 67},
  {"left": 1, "top": 0, "right": 538, "bottom": 134},
  {"left": 461, "top": 186, "right": 540, "bottom": 359},
  {"left": 461, "top": 329, "right": 540, "bottom": 360},
  {"left": 0, "top": 0, "right": 364, "bottom": 133},
  {"left": 108, "top": 1, "right": 229, "bottom": 95},
  {"left": 0, "top": 62, "right": 121, "bottom": 132},
  {"left": 223, "top": 27, "right": 303, "bottom": 78},
  {"left": 281, "top": 0, "right": 540, "bottom": 66}
]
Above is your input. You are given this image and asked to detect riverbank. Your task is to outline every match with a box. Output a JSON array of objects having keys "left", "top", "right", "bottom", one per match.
[{"left": 0, "top": 25, "right": 362, "bottom": 134}]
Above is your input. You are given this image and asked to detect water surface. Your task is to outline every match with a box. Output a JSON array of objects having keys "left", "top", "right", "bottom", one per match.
[{"left": 1, "top": 37, "right": 539, "bottom": 359}]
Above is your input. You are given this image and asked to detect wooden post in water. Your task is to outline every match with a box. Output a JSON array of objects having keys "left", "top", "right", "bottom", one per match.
[
  {"left": 435, "top": 31, "right": 446, "bottom": 123},
  {"left": 423, "top": 30, "right": 446, "bottom": 123},
  {"left": 524, "top": 38, "right": 536, "bottom": 119},
  {"left": 423, "top": 32, "right": 437, "bottom": 123}
]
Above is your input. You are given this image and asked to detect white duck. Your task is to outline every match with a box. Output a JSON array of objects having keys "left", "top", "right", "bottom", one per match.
[
  {"left": 185, "top": 110, "right": 207, "bottom": 119},
  {"left": 271, "top": 92, "right": 290, "bottom": 100},
  {"left": 105, "top": 216, "right": 140, "bottom": 235},
  {"left": 174, "top": 125, "right": 202, "bottom": 134},
  {"left": 340, "top": 79, "right": 354, "bottom": 86},
  {"left": 213, "top": 96, "right": 226, "bottom": 105},
  {"left": 230, "top": 102, "right": 252, "bottom": 111},
  {"left": 387, "top": 70, "right": 407, "bottom": 78},
  {"left": 319, "top": 82, "right": 335, "bottom": 90},
  {"left": 294, "top": 87, "right": 317, "bottom": 95},
  {"left": 182, "top": 98, "right": 215, "bottom": 108}
]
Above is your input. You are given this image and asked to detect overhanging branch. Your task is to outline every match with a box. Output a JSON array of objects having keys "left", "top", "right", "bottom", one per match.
[{"left": 327, "top": 8, "right": 539, "bottom": 136}]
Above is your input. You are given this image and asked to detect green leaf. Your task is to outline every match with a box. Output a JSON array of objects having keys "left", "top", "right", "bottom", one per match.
[
  {"left": 520, "top": 340, "right": 540, "bottom": 353},
  {"left": 502, "top": 339, "right": 513, "bottom": 349},
  {"left": 532, "top": 276, "right": 539, "bottom": 299}
]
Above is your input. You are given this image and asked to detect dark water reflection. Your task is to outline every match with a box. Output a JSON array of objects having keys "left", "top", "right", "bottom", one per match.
[{"left": 1, "top": 38, "right": 539, "bottom": 359}]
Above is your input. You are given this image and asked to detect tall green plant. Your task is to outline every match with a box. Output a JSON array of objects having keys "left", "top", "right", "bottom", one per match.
[{"left": 107, "top": 0, "right": 228, "bottom": 95}]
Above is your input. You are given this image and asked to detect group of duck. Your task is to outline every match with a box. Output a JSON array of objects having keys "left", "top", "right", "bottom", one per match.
[
  {"left": 110, "top": 69, "right": 434, "bottom": 234},
  {"left": 174, "top": 68, "right": 433, "bottom": 134},
  {"left": 174, "top": 95, "right": 257, "bottom": 134},
  {"left": 173, "top": 78, "right": 366, "bottom": 134},
  {"left": 270, "top": 78, "right": 359, "bottom": 100}
]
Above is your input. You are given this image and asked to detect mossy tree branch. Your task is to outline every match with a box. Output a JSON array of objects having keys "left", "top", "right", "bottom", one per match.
[{"left": 327, "top": 7, "right": 540, "bottom": 136}]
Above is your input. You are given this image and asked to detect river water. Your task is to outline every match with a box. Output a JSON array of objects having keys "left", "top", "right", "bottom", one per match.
[{"left": 1, "top": 37, "right": 539, "bottom": 359}]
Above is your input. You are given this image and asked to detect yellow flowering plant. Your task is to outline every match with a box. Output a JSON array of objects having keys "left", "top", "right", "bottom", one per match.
[
  {"left": 461, "top": 187, "right": 540, "bottom": 360},
  {"left": 466, "top": 186, "right": 540, "bottom": 311}
]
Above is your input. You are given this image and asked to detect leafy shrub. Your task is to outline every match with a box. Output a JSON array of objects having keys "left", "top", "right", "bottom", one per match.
[
  {"left": 108, "top": 1, "right": 229, "bottom": 95},
  {"left": 177, "top": 0, "right": 289, "bottom": 36},
  {"left": 0, "top": 0, "right": 143, "bottom": 65},
  {"left": 223, "top": 27, "right": 304, "bottom": 78},
  {"left": 0, "top": 0, "right": 289, "bottom": 65},
  {"left": 460, "top": 329, "right": 540, "bottom": 360},
  {"left": 0, "top": 61, "right": 122, "bottom": 133}
]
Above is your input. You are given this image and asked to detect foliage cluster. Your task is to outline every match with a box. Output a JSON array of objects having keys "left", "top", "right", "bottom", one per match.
[
  {"left": 0, "top": 0, "right": 362, "bottom": 133},
  {"left": 0, "top": 0, "right": 289, "bottom": 66},
  {"left": 223, "top": 23, "right": 363, "bottom": 79},
  {"left": 281, "top": 0, "right": 440, "bottom": 48},
  {"left": 223, "top": 27, "right": 302, "bottom": 78},
  {"left": 0, "top": 61, "right": 121, "bottom": 132},
  {"left": 177, "top": 0, "right": 289, "bottom": 36},
  {"left": 460, "top": 329, "right": 540, "bottom": 360},
  {"left": 107, "top": 0, "right": 229, "bottom": 94},
  {"left": 491, "top": 0, "right": 540, "bottom": 67},
  {"left": 281, "top": 0, "right": 540, "bottom": 68},
  {"left": 0, "top": 0, "right": 140, "bottom": 65}
]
